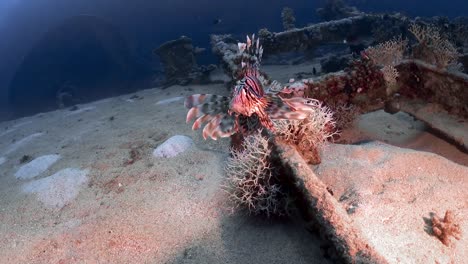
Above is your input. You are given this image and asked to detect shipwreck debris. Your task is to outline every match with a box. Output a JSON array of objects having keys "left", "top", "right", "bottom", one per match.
[
  {"left": 154, "top": 36, "right": 216, "bottom": 87},
  {"left": 272, "top": 140, "right": 388, "bottom": 264}
]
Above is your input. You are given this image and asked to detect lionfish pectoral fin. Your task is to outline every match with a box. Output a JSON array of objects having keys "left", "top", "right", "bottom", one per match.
[
  {"left": 271, "top": 110, "right": 310, "bottom": 120},
  {"left": 184, "top": 94, "right": 229, "bottom": 108},
  {"left": 210, "top": 126, "right": 235, "bottom": 140},
  {"left": 202, "top": 114, "right": 223, "bottom": 140},
  {"left": 266, "top": 96, "right": 320, "bottom": 120},
  {"left": 186, "top": 107, "right": 199, "bottom": 123},
  {"left": 200, "top": 114, "right": 236, "bottom": 140},
  {"left": 256, "top": 109, "right": 275, "bottom": 131},
  {"left": 185, "top": 97, "right": 230, "bottom": 124},
  {"left": 260, "top": 116, "right": 275, "bottom": 131},
  {"left": 282, "top": 97, "right": 320, "bottom": 113},
  {"left": 185, "top": 94, "right": 205, "bottom": 108},
  {"left": 192, "top": 115, "right": 211, "bottom": 130}
]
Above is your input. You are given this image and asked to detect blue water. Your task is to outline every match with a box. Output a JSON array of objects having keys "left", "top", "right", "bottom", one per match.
[{"left": 0, "top": 0, "right": 467, "bottom": 119}]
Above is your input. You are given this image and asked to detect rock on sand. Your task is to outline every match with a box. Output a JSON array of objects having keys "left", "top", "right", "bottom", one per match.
[
  {"left": 153, "top": 135, "right": 194, "bottom": 158},
  {"left": 22, "top": 168, "right": 89, "bottom": 209},
  {"left": 15, "top": 154, "right": 61, "bottom": 180}
]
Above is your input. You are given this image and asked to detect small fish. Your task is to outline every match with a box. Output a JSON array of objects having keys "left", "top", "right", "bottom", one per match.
[{"left": 213, "top": 18, "right": 222, "bottom": 25}]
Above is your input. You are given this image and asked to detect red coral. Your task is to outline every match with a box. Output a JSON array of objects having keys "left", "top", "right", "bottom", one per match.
[
  {"left": 431, "top": 210, "right": 462, "bottom": 246},
  {"left": 345, "top": 54, "right": 386, "bottom": 94}
]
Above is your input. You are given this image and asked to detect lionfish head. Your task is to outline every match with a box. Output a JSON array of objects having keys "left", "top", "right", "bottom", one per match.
[
  {"left": 229, "top": 74, "right": 266, "bottom": 117},
  {"left": 229, "top": 92, "right": 254, "bottom": 117}
]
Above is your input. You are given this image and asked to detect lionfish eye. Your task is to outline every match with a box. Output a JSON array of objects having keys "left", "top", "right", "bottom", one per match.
[{"left": 241, "top": 89, "right": 247, "bottom": 96}]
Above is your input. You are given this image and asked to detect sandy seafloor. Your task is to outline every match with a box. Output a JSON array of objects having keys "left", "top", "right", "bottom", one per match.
[
  {"left": 0, "top": 80, "right": 328, "bottom": 263},
  {"left": 0, "top": 65, "right": 467, "bottom": 263}
]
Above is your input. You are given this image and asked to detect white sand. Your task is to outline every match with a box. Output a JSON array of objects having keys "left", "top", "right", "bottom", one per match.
[
  {"left": 64, "top": 106, "right": 96, "bottom": 116},
  {"left": 3, "top": 132, "right": 43, "bottom": 155},
  {"left": 316, "top": 142, "right": 468, "bottom": 263},
  {"left": 352, "top": 110, "right": 468, "bottom": 166},
  {"left": 155, "top": 96, "right": 184, "bottom": 105},
  {"left": 0, "top": 120, "right": 33, "bottom": 137},
  {"left": 22, "top": 168, "right": 89, "bottom": 209},
  {"left": 15, "top": 154, "right": 61, "bottom": 180},
  {"left": 0, "top": 128, "right": 17, "bottom": 137}
]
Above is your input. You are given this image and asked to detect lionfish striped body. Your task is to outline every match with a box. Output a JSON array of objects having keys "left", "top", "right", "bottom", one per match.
[{"left": 184, "top": 34, "right": 320, "bottom": 140}]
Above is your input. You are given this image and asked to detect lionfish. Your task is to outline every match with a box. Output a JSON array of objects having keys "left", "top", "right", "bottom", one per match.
[{"left": 184, "top": 34, "right": 320, "bottom": 140}]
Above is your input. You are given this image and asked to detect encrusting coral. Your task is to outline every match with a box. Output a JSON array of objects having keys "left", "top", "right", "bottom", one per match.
[{"left": 431, "top": 210, "right": 462, "bottom": 246}]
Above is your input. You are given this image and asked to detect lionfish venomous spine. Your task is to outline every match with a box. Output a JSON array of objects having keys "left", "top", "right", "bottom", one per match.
[{"left": 184, "top": 34, "right": 320, "bottom": 140}]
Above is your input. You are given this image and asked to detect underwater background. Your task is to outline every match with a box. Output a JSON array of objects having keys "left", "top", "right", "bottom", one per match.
[
  {"left": 0, "top": 1, "right": 467, "bottom": 263},
  {"left": 1, "top": 0, "right": 468, "bottom": 119}
]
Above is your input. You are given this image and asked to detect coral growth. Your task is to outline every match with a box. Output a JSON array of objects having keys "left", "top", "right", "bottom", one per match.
[
  {"left": 380, "top": 65, "right": 399, "bottom": 91},
  {"left": 281, "top": 7, "right": 296, "bottom": 31},
  {"left": 297, "top": 55, "right": 385, "bottom": 101},
  {"left": 224, "top": 132, "right": 289, "bottom": 216},
  {"left": 327, "top": 101, "right": 358, "bottom": 130},
  {"left": 364, "top": 37, "right": 407, "bottom": 95},
  {"left": 273, "top": 100, "right": 337, "bottom": 164},
  {"left": 431, "top": 210, "right": 462, "bottom": 246},
  {"left": 365, "top": 37, "right": 407, "bottom": 67},
  {"left": 409, "top": 23, "right": 460, "bottom": 69},
  {"left": 277, "top": 55, "right": 386, "bottom": 129},
  {"left": 345, "top": 55, "right": 386, "bottom": 95}
]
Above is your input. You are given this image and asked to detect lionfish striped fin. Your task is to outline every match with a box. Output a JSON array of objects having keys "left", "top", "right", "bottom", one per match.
[
  {"left": 185, "top": 100, "right": 230, "bottom": 123},
  {"left": 265, "top": 80, "right": 283, "bottom": 94},
  {"left": 192, "top": 115, "right": 212, "bottom": 130},
  {"left": 282, "top": 97, "right": 321, "bottom": 113},
  {"left": 238, "top": 43, "right": 247, "bottom": 54},
  {"left": 239, "top": 34, "right": 263, "bottom": 67},
  {"left": 246, "top": 35, "right": 252, "bottom": 49},
  {"left": 201, "top": 114, "right": 236, "bottom": 140},
  {"left": 265, "top": 96, "right": 320, "bottom": 120},
  {"left": 209, "top": 115, "right": 237, "bottom": 140},
  {"left": 202, "top": 114, "right": 221, "bottom": 140},
  {"left": 184, "top": 94, "right": 229, "bottom": 108},
  {"left": 184, "top": 94, "right": 235, "bottom": 140},
  {"left": 257, "top": 110, "right": 275, "bottom": 131}
]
